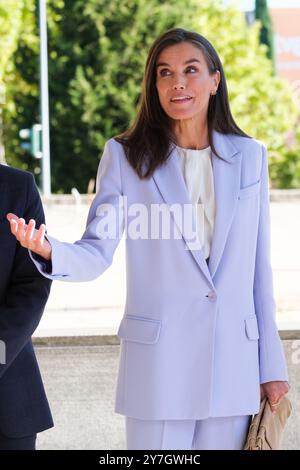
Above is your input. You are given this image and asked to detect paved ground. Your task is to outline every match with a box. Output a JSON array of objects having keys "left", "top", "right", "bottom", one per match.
[
  {"left": 35, "top": 341, "right": 299, "bottom": 450},
  {"left": 35, "top": 345, "right": 126, "bottom": 450}
]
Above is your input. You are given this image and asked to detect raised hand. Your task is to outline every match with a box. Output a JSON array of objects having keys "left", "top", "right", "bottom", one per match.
[{"left": 6, "top": 213, "right": 52, "bottom": 261}]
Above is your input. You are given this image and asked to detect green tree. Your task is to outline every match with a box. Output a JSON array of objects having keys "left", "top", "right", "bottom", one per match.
[
  {"left": 1, "top": 0, "right": 39, "bottom": 172},
  {"left": 46, "top": 0, "right": 211, "bottom": 192},
  {"left": 0, "top": 0, "right": 29, "bottom": 163},
  {"left": 255, "top": 0, "right": 275, "bottom": 74},
  {"left": 190, "top": 2, "right": 298, "bottom": 151},
  {"left": 0, "top": 1, "right": 26, "bottom": 83},
  {"left": 2, "top": 0, "right": 299, "bottom": 191}
]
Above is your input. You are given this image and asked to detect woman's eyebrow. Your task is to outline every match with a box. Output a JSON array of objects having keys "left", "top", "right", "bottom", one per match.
[{"left": 156, "top": 58, "right": 201, "bottom": 68}]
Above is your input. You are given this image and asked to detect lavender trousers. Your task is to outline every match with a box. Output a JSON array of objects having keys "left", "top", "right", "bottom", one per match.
[{"left": 125, "top": 415, "right": 251, "bottom": 450}]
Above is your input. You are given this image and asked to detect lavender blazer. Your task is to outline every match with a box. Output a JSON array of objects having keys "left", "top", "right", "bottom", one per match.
[{"left": 30, "top": 130, "right": 288, "bottom": 420}]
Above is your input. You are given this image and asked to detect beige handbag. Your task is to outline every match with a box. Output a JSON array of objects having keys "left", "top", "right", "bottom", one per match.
[{"left": 244, "top": 396, "right": 292, "bottom": 450}]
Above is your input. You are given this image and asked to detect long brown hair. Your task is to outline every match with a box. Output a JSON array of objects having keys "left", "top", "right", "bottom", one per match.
[{"left": 115, "top": 27, "right": 250, "bottom": 179}]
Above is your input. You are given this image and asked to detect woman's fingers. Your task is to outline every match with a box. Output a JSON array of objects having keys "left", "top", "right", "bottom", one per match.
[
  {"left": 27, "top": 222, "right": 45, "bottom": 253},
  {"left": 36, "top": 223, "right": 46, "bottom": 246},
  {"left": 8, "top": 214, "right": 38, "bottom": 247},
  {"left": 6, "top": 213, "right": 19, "bottom": 223},
  {"left": 269, "top": 393, "right": 287, "bottom": 413},
  {"left": 26, "top": 220, "right": 37, "bottom": 247},
  {"left": 261, "top": 381, "right": 290, "bottom": 414},
  {"left": 7, "top": 213, "right": 25, "bottom": 240},
  {"left": 270, "top": 384, "right": 290, "bottom": 413},
  {"left": 6, "top": 213, "right": 52, "bottom": 260},
  {"left": 17, "top": 218, "right": 26, "bottom": 244},
  {"left": 7, "top": 213, "right": 23, "bottom": 237},
  {"left": 7, "top": 214, "right": 31, "bottom": 243},
  {"left": 9, "top": 219, "right": 18, "bottom": 236}
]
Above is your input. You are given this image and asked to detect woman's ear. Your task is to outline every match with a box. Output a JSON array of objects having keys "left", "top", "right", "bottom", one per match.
[{"left": 214, "top": 70, "right": 221, "bottom": 90}]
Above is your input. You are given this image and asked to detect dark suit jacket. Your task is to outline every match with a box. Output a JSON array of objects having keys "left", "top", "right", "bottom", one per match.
[{"left": 0, "top": 164, "right": 53, "bottom": 438}]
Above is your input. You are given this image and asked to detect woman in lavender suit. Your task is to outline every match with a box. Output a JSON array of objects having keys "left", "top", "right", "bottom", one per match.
[{"left": 7, "top": 28, "right": 290, "bottom": 450}]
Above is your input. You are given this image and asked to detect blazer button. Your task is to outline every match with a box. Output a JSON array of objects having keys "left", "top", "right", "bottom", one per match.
[{"left": 206, "top": 291, "right": 217, "bottom": 302}]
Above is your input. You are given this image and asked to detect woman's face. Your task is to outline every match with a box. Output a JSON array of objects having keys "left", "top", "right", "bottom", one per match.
[{"left": 155, "top": 42, "right": 220, "bottom": 122}]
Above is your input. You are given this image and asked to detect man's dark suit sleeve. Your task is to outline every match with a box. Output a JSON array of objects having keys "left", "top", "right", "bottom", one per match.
[{"left": 0, "top": 173, "right": 52, "bottom": 378}]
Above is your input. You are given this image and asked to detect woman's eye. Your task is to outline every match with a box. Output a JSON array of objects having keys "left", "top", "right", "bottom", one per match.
[
  {"left": 186, "top": 66, "right": 197, "bottom": 73},
  {"left": 159, "top": 69, "right": 170, "bottom": 77},
  {"left": 158, "top": 66, "right": 197, "bottom": 77}
]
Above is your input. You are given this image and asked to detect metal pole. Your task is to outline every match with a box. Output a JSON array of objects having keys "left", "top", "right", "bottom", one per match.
[{"left": 39, "top": 0, "right": 51, "bottom": 196}]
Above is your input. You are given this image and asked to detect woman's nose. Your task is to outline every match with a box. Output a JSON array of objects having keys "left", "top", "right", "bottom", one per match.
[
  {"left": 170, "top": 72, "right": 188, "bottom": 90},
  {"left": 173, "top": 83, "right": 186, "bottom": 90}
]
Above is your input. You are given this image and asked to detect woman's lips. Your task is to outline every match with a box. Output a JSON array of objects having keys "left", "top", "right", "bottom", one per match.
[{"left": 170, "top": 97, "right": 193, "bottom": 104}]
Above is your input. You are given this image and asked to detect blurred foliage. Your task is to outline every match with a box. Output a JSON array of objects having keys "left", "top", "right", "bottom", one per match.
[
  {"left": 189, "top": 0, "right": 300, "bottom": 187},
  {"left": 255, "top": 0, "right": 275, "bottom": 74},
  {"left": 0, "top": 2, "right": 19, "bottom": 84},
  {"left": 1, "top": 0, "right": 39, "bottom": 167},
  {"left": 269, "top": 124, "right": 300, "bottom": 189},
  {"left": 0, "top": 0, "right": 35, "bottom": 163},
  {"left": 1, "top": 0, "right": 299, "bottom": 192}
]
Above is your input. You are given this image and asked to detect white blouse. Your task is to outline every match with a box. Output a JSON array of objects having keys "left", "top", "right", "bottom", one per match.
[{"left": 176, "top": 145, "right": 215, "bottom": 260}]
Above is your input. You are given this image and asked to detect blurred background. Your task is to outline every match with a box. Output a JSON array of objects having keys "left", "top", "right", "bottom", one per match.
[
  {"left": 1, "top": 0, "right": 300, "bottom": 192},
  {"left": 0, "top": 0, "right": 300, "bottom": 450}
]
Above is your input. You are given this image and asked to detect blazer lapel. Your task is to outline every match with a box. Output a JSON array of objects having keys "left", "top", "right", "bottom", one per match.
[
  {"left": 208, "top": 130, "right": 242, "bottom": 279},
  {"left": 152, "top": 130, "right": 242, "bottom": 287},
  {"left": 152, "top": 143, "right": 214, "bottom": 288}
]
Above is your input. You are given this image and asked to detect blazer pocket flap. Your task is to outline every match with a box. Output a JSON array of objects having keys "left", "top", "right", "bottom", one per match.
[
  {"left": 117, "top": 315, "right": 161, "bottom": 344},
  {"left": 245, "top": 315, "right": 260, "bottom": 340},
  {"left": 238, "top": 180, "right": 261, "bottom": 200}
]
